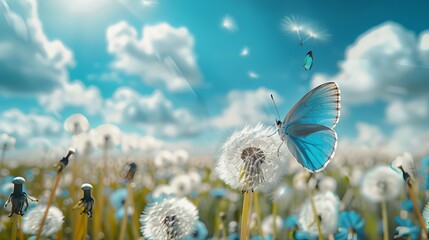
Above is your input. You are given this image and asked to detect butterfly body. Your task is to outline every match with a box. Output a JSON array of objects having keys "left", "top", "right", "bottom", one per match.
[{"left": 276, "top": 82, "right": 340, "bottom": 172}]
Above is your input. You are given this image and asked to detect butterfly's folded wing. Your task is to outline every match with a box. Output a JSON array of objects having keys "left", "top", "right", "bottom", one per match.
[
  {"left": 284, "top": 82, "right": 340, "bottom": 128},
  {"left": 285, "top": 123, "right": 337, "bottom": 172}
]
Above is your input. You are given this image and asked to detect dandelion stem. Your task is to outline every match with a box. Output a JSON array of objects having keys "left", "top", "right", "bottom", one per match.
[
  {"left": 93, "top": 149, "right": 108, "bottom": 239},
  {"left": 214, "top": 199, "right": 221, "bottom": 237},
  {"left": 308, "top": 188, "right": 323, "bottom": 240},
  {"left": 272, "top": 202, "right": 278, "bottom": 239},
  {"left": 381, "top": 200, "right": 389, "bottom": 240},
  {"left": 82, "top": 214, "right": 88, "bottom": 240},
  {"left": 407, "top": 183, "right": 428, "bottom": 238},
  {"left": 18, "top": 215, "right": 23, "bottom": 240},
  {"left": 241, "top": 191, "right": 253, "bottom": 240},
  {"left": 253, "top": 192, "right": 264, "bottom": 240},
  {"left": 11, "top": 214, "right": 17, "bottom": 240},
  {"left": 119, "top": 184, "right": 132, "bottom": 240},
  {"left": 35, "top": 171, "right": 62, "bottom": 240}
]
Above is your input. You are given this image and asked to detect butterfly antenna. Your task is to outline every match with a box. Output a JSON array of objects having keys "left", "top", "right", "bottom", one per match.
[{"left": 270, "top": 94, "right": 281, "bottom": 120}]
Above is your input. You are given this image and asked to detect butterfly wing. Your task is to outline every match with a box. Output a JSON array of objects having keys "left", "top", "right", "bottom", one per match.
[
  {"left": 281, "top": 82, "right": 340, "bottom": 172},
  {"left": 285, "top": 124, "right": 337, "bottom": 172},
  {"left": 303, "top": 54, "right": 313, "bottom": 70},
  {"left": 284, "top": 82, "right": 340, "bottom": 128}
]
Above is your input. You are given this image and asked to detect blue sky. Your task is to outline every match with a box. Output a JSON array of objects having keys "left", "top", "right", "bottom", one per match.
[{"left": 1, "top": 0, "right": 429, "bottom": 159}]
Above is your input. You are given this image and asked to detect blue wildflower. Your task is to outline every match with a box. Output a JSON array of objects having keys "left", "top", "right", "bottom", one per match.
[
  {"left": 394, "top": 216, "right": 421, "bottom": 240},
  {"left": 110, "top": 188, "right": 127, "bottom": 209},
  {"left": 227, "top": 232, "right": 240, "bottom": 240},
  {"left": 210, "top": 188, "right": 228, "bottom": 199},
  {"left": 184, "top": 221, "right": 208, "bottom": 240},
  {"left": 335, "top": 211, "right": 365, "bottom": 240},
  {"left": 401, "top": 199, "right": 414, "bottom": 212},
  {"left": 292, "top": 230, "right": 318, "bottom": 240},
  {"left": 284, "top": 215, "right": 298, "bottom": 228}
]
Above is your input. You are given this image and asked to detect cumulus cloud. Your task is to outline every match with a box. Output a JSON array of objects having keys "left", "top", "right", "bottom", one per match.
[
  {"left": 211, "top": 87, "right": 281, "bottom": 129},
  {"left": 106, "top": 21, "right": 202, "bottom": 92},
  {"left": 104, "top": 87, "right": 202, "bottom": 137},
  {"left": 38, "top": 80, "right": 103, "bottom": 115},
  {"left": 0, "top": 108, "right": 64, "bottom": 147},
  {"left": 311, "top": 22, "right": 429, "bottom": 156},
  {"left": 311, "top": 22, "right": 429, "bottom": 104},
  {"left": 0, "top": 0, "right": 74, "bottom": 94}
]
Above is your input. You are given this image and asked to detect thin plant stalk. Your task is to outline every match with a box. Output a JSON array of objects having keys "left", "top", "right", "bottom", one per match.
[
  {"left": 128, "top": 185, "right": 139, "bottom": 239},
  {"left": 82, "top": 214, "right": 88, "bottom": 240},
  {"left": 407, "top": 183, "right": 428, "bottom": 238},
  {"left": 11, "top": 214, "right": 17, "bottom": 240},
  {"left": 253, "top": 192, "right": 264, "bottom": 240},
  {"left": 35, "top": 172, "right": 62, "bottom": 240},
  {"left": 93, "top": 149, "right": 108, "bottom": 239},
  {"left": 241, "top": 191, "right": 253, "bottom": 240},
  {"left": 272, "top": 202, "right": 278, "bottom": 239},
  {"left": 119, "top": 184, "right": 132, "bottom": 240},
  {"left": 381, "top": 200, "right": 388, "bottom": 240},
  {"left": 214, "top": 199, "right": 222, "bottom": 237},
  {"left": 308, "top": 188, "right": 323, "bottom": 240},
  {"left": 18, "top": 215, "right": 23, "bottom": 240}
]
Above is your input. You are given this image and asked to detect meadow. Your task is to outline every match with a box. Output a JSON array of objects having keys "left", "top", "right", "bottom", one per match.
[{"left": 0, "top": 112, "right": 428, "bottom": 240}]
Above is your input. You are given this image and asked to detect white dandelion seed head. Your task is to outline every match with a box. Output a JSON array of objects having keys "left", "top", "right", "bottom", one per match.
[
  {"left": 298, "top": 191, "right": 340, "bottom": 236},
  {"left": 317, "top": 176, "right": 337, "bottom": 193},
  {"left": 140, "top": 197, "right": 198, "bottom": 240},
  {"left": 69, "top": 131, "right": 96, "bottom": 156},
  {"left": 221, "top": 15, "right": 238, "bottom": 32},
  {"left": 188, "top": 171, "right": 202, "bottom": 192},
  {"left": 64, "top": 114, "right": 89, "bottom": 135},
  {"left": 262, "top": 215, "right": 283, "bottom": 236},
  {"left": 169, "top": 174, "right": 193, "bottom": 197},
  {"left": 174, "top": 149, "right": 190, "bottom": 165},
  {"left": 390, "top": 152, "right": 416, "bottom": 180},
  {"left": 361, "top": 165, "right": 403, "bottom": 202},
  {"left": 215, "top": 123, "right": 288, "bottom": 193},
  {"left": 22, "top": 205, "right": 64, "bottom": 237},
  {"left": 93, "top": 124, "right": 122, "bottom": 149},
  {"left": 155, "top": 150, "right": 175, "bottom": 168},
  {"left": 0, "top": 133, "right": 16, "bottom": 150},
  {"left": 293, "top": 170, "right": 311, "bottom": 191}
]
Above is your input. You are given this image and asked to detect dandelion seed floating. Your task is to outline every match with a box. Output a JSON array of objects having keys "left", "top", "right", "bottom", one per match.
[
  {"left": 4, "top": 177, "right": 38, "bottom": 217},
  {"left": 74, "top": 183, "right": 94, "bottom": 217},
  {"left": 281, "top": 16, "right": 327, "bottom": 46},
  {"left": 140, "top": 197, "right": 198, "bottom": 240},
  {"left": 221, "top": 15, "right": 238, "bottom": 32}
]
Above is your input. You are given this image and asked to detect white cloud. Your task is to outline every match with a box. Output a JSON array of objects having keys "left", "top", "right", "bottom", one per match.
[
  {"left": 106, "top": 21, "right": 202, "bottom": 92},
  {"left": 104, "top": 87, "right": 202, "bottom": 137},
  {"left": 0, "top": 0, "right": 74, "bottom": 94},
  {"left": 311, "top": 22, "right": 429, "bottom": 104},
  {"left": 38, "top": 80, "right": 103, "bottom": 116},
  {"left": 386, "top": 98, "right": 429, "bottom": 125},
  {"left": 419, "top": 31, "right": 429, "bottom": 63},
  {"left": 0, "top": 108, "right": 64, "bottom": 147},
  {"left": 211, "top": 87, "right": 281, "bottom": 129}
]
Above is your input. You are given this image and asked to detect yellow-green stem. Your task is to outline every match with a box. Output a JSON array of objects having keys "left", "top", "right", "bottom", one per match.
[
  {"left": 214, "top": 199, "right": 222, "bottom": 237},
  {"left": 272, "top": 202, "right": 278, "bottom": 239},
  {"left": 36, "top": 171, "right": 62, "bottom": 240},
  {"left": 128, "top": 185, "right": 139, "bottom": 239},
  {"left": 18, "top": 215, "right": 23, "bottom": 240},
  {"left": 381, "top": 200, "right": 388, "bottom": 240},
  {"left": 253, "top": 192, "right": 264, "bottom": 240},
  {"left": 93, "top": 149, "right": 108, "bottom": 239},
  {"left": 241, "top": 191, "right": 253, "bottom": 240},
  {"left": 308, "top": 188, "right": 323, "bottom": 240},
  {"left": 408, "top": 183, "right": 428, "bottom": 238},
  {"left": 82, "top": 214, "right": 88, "bottom": 240},
  {"left": 11, "top": 214, "right": 17, "bottom": 240}
]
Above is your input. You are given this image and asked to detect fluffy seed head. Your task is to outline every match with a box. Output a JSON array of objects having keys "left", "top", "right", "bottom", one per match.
[
  {"left": 216, "top": 124, "right": 288, "bottom": 192},
  {"left": 361, "top": 165, "right": 402, "bottom": 202},
  {"left": 140, "top": 197, "right": 198, "bottom": 239},
  {"left": 22, "top": 205, "right": 64, "bottom": 237}
]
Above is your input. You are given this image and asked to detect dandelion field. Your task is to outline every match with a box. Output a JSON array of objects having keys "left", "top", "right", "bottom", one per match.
[{"left": 1, "top": 0, "right": 429, "bottom": 240}]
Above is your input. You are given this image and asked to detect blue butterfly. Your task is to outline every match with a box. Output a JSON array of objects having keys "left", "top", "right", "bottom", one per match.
[{"left": 273, "top": 82, "right": 340, "bottom": 172}]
